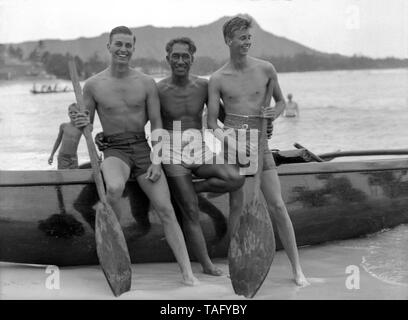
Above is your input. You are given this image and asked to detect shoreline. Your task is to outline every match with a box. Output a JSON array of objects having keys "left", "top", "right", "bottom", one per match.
[{"left": 1, "top": 236, "right": 407, "bottom": 300}]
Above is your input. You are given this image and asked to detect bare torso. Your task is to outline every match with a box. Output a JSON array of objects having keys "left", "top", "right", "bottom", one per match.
[
  {"left": 215, "top": 57, "right": 272, "bottom": 116},
  {"left": 158, "top": 76, "right": 207, "bottom": 130},
  {"left": 285, "top": 101, "right": 298, "bottom": 116},
  {"left": 86, "top": 68, "right": 152, "bottom": 135},
  {"left": 59, "top": 122, "right": 82, "bottom": 155}
]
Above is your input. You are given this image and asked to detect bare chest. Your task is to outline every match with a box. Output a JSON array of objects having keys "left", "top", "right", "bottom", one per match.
[
  {"left": 160, "top": 86, "right": 207, "bottom": 117},
  {"left": 63, "top": 125, "right": 81, "bottom": 140},
  {"left": 93, "top": 79, "right": 147, "bottom": 112},
  {"left": 220, "top": 72, "right": 269, "bottom": 104}
]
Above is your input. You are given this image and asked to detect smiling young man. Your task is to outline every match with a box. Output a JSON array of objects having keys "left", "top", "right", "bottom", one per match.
[
  {"left": 73, "top": 26, "right": 198, "bottom": 286},
  {"left": 207, "top": 16, "right": 309, "bottom": 286},
  {"left": 156, "top": 37, "right": 244, "bottom": 276}
]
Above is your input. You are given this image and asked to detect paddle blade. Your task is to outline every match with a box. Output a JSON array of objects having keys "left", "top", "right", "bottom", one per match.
[
  {"left": 228, "top": 184, "right": 275, "bottom": 298},
  {"left": 94, "top": 202, "right": 132, "bottom": 297}
]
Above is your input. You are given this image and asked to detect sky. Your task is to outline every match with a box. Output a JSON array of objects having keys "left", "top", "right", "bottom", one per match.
[{"left": 0, "top": 0, "right": 407, "bottom": 58}]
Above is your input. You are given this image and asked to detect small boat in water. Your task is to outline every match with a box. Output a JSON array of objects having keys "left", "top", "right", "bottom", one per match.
[
  {"left": 1, "top": 149, "right": 408, "bottom": 266},
  {"left": 30, "top": 83, "right": 72, "bottom": 94}
]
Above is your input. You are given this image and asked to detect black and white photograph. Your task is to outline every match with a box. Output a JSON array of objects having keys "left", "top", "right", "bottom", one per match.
[{"left": 0, "top": 0, "right": 407, "bottom": 303}]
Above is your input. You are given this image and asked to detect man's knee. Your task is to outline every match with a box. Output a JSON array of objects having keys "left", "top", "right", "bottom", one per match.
[
  {"left": 154, "top": 202, "right": 178, "bottom": 224},
  {"left": 267, "top": 198, "right": 287, "bottom": 220},
  {"left": 225, "top": 167, "right": 245, "bottom": 191},
  {"left": 178, "top": 198, "right": 200, "bottom": 223},
  {"left": 106, "top": 181, "right": 126, "bottom": 200}
]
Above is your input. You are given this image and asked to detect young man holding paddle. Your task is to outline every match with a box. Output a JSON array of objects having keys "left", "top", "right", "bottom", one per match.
[
  {"left": 73, "top": 26, "right": 199, "bottom": 286},
  {"left": 207, "top": 15, "right": 309, "bottom": 287}
]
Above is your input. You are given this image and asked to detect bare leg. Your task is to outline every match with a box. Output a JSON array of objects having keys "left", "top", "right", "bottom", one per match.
[
  {"left": 261, "top": 169, "right": 309, "bottom": 286},
  {"left": 100, "top": 157, "right": 131, "bottom": 221},
  {"left": 193, "top": 164, "right": 244, "bottom": 193},
  {"left": 167, "top": 175, "right": 223, "bottom": 276},
  {"left": 192, "top": 163, "right": 245, "bottom": 241},
  {"left": 137, "top": 171, "right": 199, "bottom": 286}
]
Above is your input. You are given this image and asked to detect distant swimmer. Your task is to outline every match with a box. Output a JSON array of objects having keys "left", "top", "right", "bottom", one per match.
[
  {"left": 48, "top": 103, "right": 83, "bottom": 169},
  {"left": 284, "top": 93, "right": 299, "bottom": 117}
]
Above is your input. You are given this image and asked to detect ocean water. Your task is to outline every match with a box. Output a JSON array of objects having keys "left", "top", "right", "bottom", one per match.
[{"left": 0, "top": 68, "right": 407, "bottom": 290}]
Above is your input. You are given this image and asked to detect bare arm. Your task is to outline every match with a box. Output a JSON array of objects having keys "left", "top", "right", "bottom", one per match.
[
  {"left": 204, "top": 77, "right": 225, "bottom": 126},
  {"left": 48, "top": 124, "right": 64, "bottom": 164},
  {"left": 73, "top": 80, "right": 96, "bottom": 129},
  {"left": 268, "top": 64, "right": 286, "bottom": 118},
  {"left": 145, "top": 77, "right": 163, "bottom": 181},
  {"left": 207, "top": 75, "right": 223, "bottom": 131},
  {"left": 82, "top": 81, "right": 96, "bottom": 125},
  {"left": 146, "top": 78, "right": 163, "bottom": 137}
]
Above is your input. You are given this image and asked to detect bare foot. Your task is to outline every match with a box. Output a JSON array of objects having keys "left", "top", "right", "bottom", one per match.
[
  {"left": 182, "top": 275, "right": 200, "bottom": 286},
  {"left": 203, "top": 265, "right": 224, "bottom": 276},
  {"left": 294, "top": 272, "right": 310, "bottom": 287}
]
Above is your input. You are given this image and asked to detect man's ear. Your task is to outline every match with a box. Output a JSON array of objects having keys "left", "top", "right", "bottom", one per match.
[
  {"left": 166, "top": 55, "right": 170, "bottom": 63},
  {"left": 107, "top": 42, "right": 110, "bottom": 50}
]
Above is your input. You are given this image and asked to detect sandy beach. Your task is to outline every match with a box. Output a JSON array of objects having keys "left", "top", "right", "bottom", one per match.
[{"left": 1, "top": 227, "right": 407, "bottom": 300}]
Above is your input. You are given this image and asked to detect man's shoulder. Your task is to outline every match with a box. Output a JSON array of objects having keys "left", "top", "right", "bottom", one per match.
[
  {"left": 86, "top": 69, "right": 109, "bottom": 82},
  {"left": 133, "top": 69, "right": 156, "bottom": 87},
  {"left": 191, "top": 75, "right": 208, "bottom": 88},
  {"left": 84, "top": 69, "right": 108, "bottom": 90},
  {"left": 157, "top": 76, "right": 172, "bottom": 90},
  {"left": 251, "top": 57, "right": 275, "bottom": 71},
  {"left": 209, "top": 66, "right": 228, "bottom": 83},
  {"left": 60, "top": 122, "right": 70, "bottom": 130}
]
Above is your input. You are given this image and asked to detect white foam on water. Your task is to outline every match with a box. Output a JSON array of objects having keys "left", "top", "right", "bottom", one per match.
[
  {"left": 358, "top": 225, "right": 408, "bottom": 287},
  {"left": 361, "top": 256, "right": 408, "bottom": 288}
]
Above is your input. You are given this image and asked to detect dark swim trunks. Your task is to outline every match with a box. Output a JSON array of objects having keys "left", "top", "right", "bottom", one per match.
[
  {"left": 223, "top": 114, "right": 276, "bottom": 175},
  {"left": 57, "top": 153, "right": 78, "bottom": 169},
  {"left": 103, "top": 132, "right": 152, "bottom": 178}
]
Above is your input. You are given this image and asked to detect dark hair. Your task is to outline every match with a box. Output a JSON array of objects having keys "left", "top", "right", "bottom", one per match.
[
  {"left": 165, "top": 37, "right": 197, "bottom": 55},
  {"left": 68, "top": 103, "right": 78, "bottom": 110},
  {"left": 222, "top": 15, "right": 253, "bottom": 41},
  {"left": 109, "top": 26, "right": 136, "bottom": 43}
]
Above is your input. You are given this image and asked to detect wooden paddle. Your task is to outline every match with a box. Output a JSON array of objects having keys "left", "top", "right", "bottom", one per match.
[
  {"left": 68, "top": 58, "right": 131, "bottom": 297},
  {"left": 228, "top": 92, "right": 276, "bottom": 298},
  {"left": 294, "top": 142, "right": 325, "bottom": 162}
]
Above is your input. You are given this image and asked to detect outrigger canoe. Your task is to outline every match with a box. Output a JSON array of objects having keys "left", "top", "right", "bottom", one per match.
[{"left": 1, "top": 150, "right": 408, "bottom": 266}]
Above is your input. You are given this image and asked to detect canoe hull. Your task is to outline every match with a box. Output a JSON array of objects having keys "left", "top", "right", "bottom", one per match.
[{"left": 1, "top": 159, "right": 408, "bottom": 266}]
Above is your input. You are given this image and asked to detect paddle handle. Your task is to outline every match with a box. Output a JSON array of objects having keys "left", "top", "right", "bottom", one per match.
[
  {"left": 254, "top": 119, "right": 267, "bottom": 181},
  {"left": 294, "top": 142, "right": 324, "bottom": 162},
  {"left": 68, "top": 58, "right": 108, "bottom": 204},
  {"left": 254, "top": 76, "right": 274, "bottom": 178}
]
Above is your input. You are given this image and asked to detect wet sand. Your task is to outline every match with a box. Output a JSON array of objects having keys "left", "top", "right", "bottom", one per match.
[{"left": 1, "top": 237, "right": 407, "bottom": 300}]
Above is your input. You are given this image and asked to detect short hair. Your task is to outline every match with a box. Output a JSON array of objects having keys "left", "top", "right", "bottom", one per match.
[
  {"left": 165, "top": 37, "right": 197, "bottom": 56},
  {"left": 222, "top": 15, "right": 253, "bottom": 41},
  {"left": 109, "top": 26, "right": 136, "bottom": 43},
  {"left": 68, "top": 103, "right": 79, "bottom": 110}
]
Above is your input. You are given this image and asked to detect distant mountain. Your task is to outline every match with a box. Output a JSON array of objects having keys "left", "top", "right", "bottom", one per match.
[{"left": 11, "top": 16, "right": 320, "bottom": 62}]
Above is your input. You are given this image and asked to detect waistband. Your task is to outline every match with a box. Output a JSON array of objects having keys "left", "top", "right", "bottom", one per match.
[
  {"left": 162, "top": 119, "right": 202, "bottom": 131},
  {"left": 224, "top": 113, "right": 263, "bottom": 130},
  {"left": 104, "top": 131, "right": 146, "bottom": 144},
  {"left": 58, "top": 153, "right": 78, "bottom": 158}
]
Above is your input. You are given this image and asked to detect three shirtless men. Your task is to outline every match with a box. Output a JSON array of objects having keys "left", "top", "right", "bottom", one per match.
[{"left": 74, "top": 16, "right": 308, "bottom": 287}]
